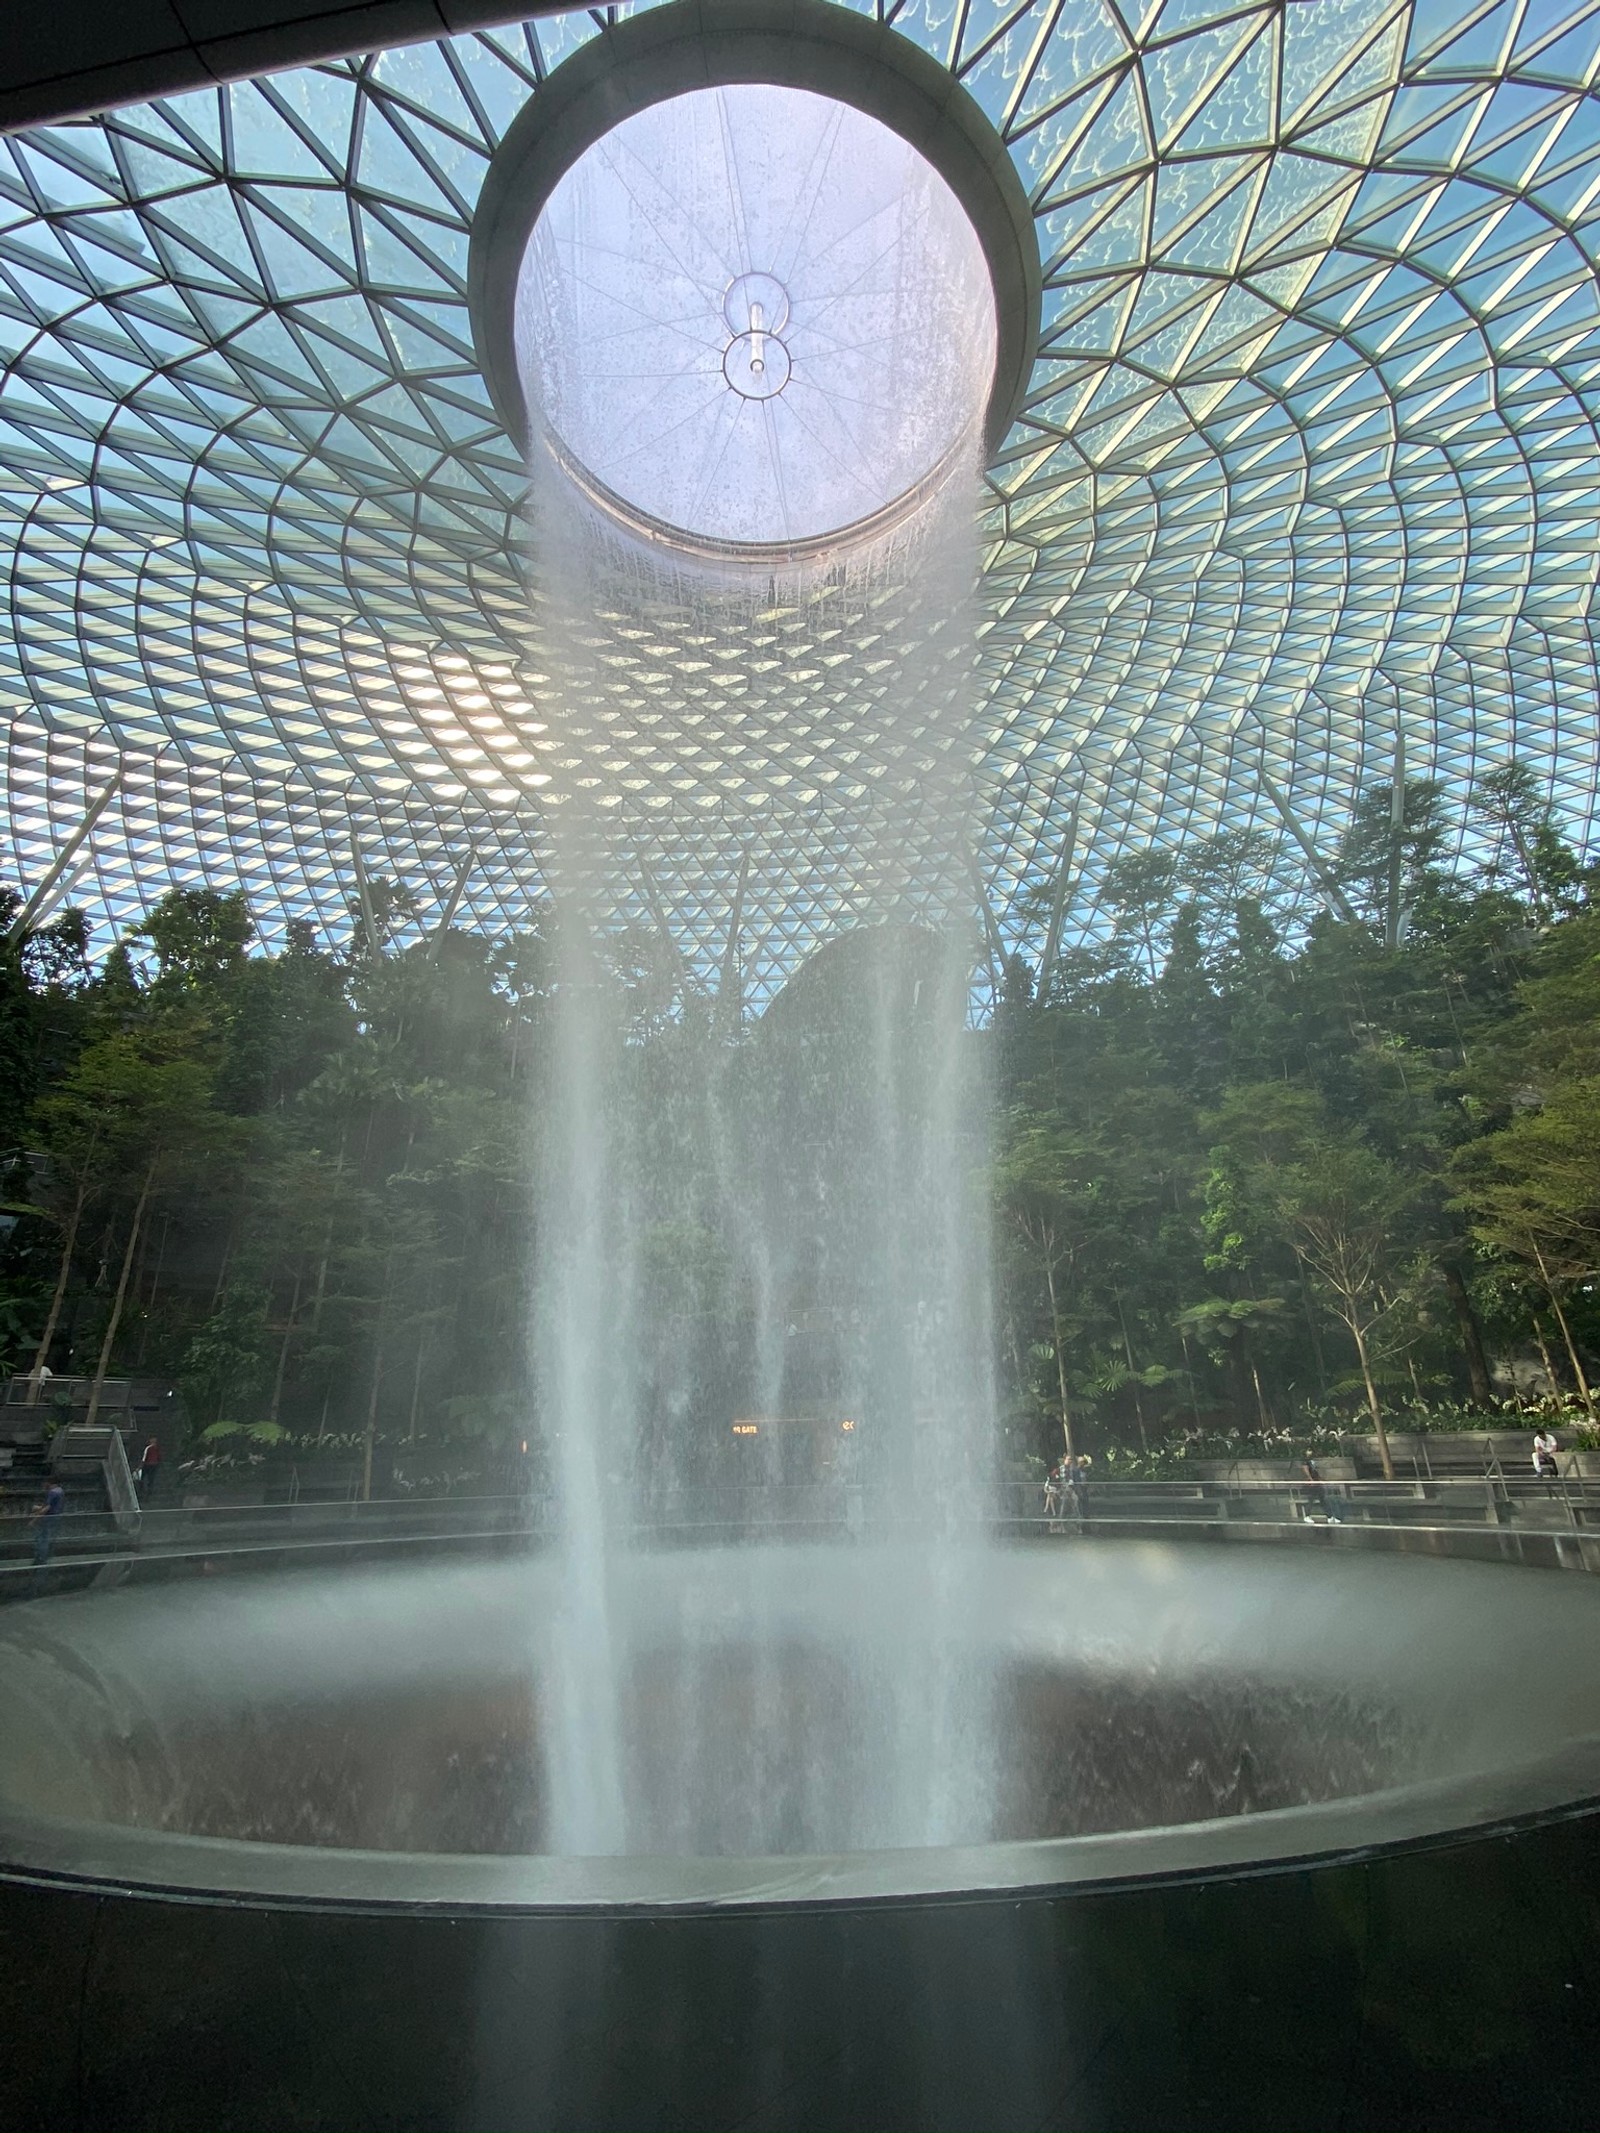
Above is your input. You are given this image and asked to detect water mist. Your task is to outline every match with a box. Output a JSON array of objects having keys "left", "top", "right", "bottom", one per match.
[{"left": 524, "top": 433, "right": 1002, "bottom": 1856}]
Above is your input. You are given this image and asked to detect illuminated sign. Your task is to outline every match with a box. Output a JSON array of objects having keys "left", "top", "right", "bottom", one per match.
[
  {"left": 731, "top": 1422, "right": 760, "bottom": 1437},
  {"left": 839, "top": 1419, "right": 857, "bottom": 1432}
]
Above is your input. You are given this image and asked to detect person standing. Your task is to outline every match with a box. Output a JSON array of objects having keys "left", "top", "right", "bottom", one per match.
[
  {"left": 138, "top": 1436, "right": 162, "bottom": 1499},
  {"left": 1065, "top": 1451, "right": 1090, "bottom": 1520}
]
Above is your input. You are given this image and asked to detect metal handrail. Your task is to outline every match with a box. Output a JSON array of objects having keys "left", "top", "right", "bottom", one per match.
[
  {"left": 1021, "top": 1470, "right": 1600, "bottom": 1532},
  {"left": 6, "top": 1488, "right": 1600, "bottom": 1596},
  {"left": 6, "top": 1469, "right": 1600, "bottom": 1568},
  {"left": 101, "top": 1427, "right": 141, "bottom": 1539},
  {"left": 4, "top": 1375, "right": 134, "bottom": 1408}
]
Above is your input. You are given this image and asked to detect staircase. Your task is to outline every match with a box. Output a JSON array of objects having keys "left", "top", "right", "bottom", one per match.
[{"left": 0, "top": 1426, "right": 138, "bottom": 1557}]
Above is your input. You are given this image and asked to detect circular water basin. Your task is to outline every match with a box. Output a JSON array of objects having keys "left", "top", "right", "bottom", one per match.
[{"left": 3, "top": 1540, "right": 1599, "bottom": 1904}]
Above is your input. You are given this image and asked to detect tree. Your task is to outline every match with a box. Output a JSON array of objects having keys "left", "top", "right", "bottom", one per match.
[
  {"left": 0, "top": 900, "right": 93, "bottom": 1152},
  {"left": 1335, "top": 778, "right": 1450, "bottom": 943},
  {"left": 1276, "top": 1133, "right": 1420, "bottom": 1476},
  {"left": 346, "top": 876, "right": 419, "bottom": 959},
  {"left": 182, "top": 1285, "right": 274, "bottom": 1423},
  {"left": 1451, "top": 1080, "right": 1600, "bottom": 1415},
  {"left": 1101, "top": 849, "right": 1179, "bottom": 981},
  {"left": 135, "top": 888, "right": 253, "bottom": 990},
  {"left": 2, "top": 750, "right": 1595, "bottom": 1495},
  {"left": 30, "top": 1035, "right": 237, "bottom": 1421},
  {"left": 1469, "top": 761, "right": 1587, "bottom": 925},
  {"left": 1173, "top": 1295, "right": 1289, "bottom": 1435},
  {"left": 992, "top": 1109, "right": 1114, "bottom": 1464}
]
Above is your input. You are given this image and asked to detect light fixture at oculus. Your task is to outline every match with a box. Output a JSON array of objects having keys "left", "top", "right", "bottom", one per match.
[{"left": 513, "top": 86, "right": 998, "bottom": 562}]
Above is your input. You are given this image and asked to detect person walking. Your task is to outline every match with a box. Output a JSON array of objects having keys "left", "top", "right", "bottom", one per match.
[
  {"left": 1043, "top": 1457, "right": 1067, "bottom": 1519},
  {"left": 137, "top": 1435, "right": 162, "bottom": 1500},
  {"left": 1300, "top": 1453, "right": 1340, "bottom": 1522},
  {"left": 28, "top": 1477, "right": 65, "bottom": 1593}
]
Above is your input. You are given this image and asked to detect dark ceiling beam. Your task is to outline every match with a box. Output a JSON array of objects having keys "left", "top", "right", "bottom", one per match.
[{"left": 0, "top": 0, "right": 592, "bottom": 134}]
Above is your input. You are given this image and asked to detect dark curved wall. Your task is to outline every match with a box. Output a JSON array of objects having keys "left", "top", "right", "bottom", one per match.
[
  {"left": 5, "top": 1802, "right": 1600, "bottom": 2131},
  {"left": 0, "top": 2, "right": 595, "bottom": 135},
  {"left": 467, "top": 0, "right": 1042, "bottom": 464},
  {"left": 8, "top": 1527, "right": 1600, "bottom": 2129}
]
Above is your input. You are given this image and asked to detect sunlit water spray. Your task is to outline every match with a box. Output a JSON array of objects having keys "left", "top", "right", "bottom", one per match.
[
  {"left": 525, "top": 445, "right": 1002, "bottom": 1856},
  {"left": 518, "top": 79, "right": 1004, "bottom": 1856}
]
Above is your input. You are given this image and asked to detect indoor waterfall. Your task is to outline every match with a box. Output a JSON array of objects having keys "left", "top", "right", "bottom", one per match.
[{"left": 526, "top": 443, "right": 1004, "bottom": 1856}]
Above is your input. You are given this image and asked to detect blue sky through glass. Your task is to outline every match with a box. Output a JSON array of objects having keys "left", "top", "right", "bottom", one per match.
[{"left": 0, "top": 0, "right": 1597, "bottom": 1006}]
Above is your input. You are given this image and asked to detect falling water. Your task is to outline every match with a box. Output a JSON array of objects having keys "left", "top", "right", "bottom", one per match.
[
  {"left": 524, "top": 436, "right": 1002, "bottom": 1857},
  {"left": 533, "top": 883, "right": 630, "bottom": 1855}
]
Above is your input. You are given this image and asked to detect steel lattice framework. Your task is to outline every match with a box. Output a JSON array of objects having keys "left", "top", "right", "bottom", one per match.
[{"left": 2, "top": 0, "right": 1599, "bottom": 999}]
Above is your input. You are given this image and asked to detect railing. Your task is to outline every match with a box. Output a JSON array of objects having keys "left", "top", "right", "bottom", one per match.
[
  {"left": 1015, "top": 1471, "right": 1600, "bottom": 1532},
  {"left": 10, "top": 1469, "right": 1600, "bottom": 1580},
  {"left": 100, "top": 1427, "right": 141, "bottom": 1539},
  {"left": 4, "top": 1376, "right": 133, "bottom": 1409},
  {"left": 0, "top": 1489, "right": 540, "bottom": 1570}
]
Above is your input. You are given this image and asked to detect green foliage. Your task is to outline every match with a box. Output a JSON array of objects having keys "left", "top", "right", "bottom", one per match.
[
  {"left": 201, "top": 1419, "right": 287, "bottom": 1446},
  {"left": 0, "top": 884, "right": 550, "bottom": 1471},
  {"left": 183, "top": 1287, "right": 275, "bottom": 1423},
  {"left": 1333, "top": 777, "right": 1450, "bottom": 936},
  {"left": 993, "top": 761, "right": 1600, "bottom": 1463},
  {"left": 0, "top": 752, "right": 1595, "bottom": 1488},
  {"left": 1453, "top": 1079, "right": 1600, "bottom": 1282},
  {"left": 135, "top": 888, "right": 254, "bottom": 988}
]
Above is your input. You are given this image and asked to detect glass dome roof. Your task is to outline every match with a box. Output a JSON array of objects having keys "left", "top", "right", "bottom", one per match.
[
  {"left": 515, "top": 86, "right": 997, "bottom": 556},
  {"left": 0, "top": 0, "right": 1598, "bottom": 1009}
]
